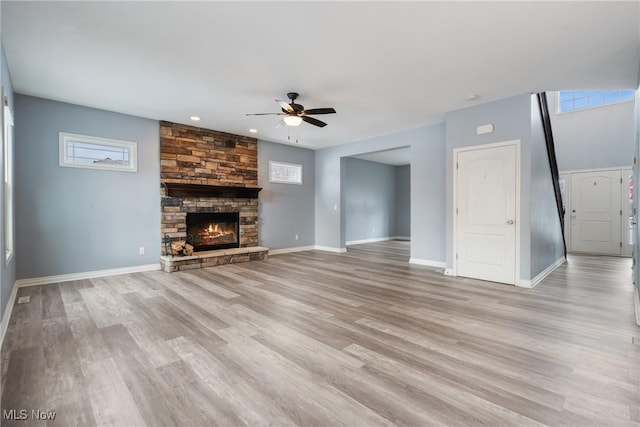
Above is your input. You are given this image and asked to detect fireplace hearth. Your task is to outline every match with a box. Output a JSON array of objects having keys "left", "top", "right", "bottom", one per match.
[{"left": 186, "top": 212, "right": 240, "bottom": 251}]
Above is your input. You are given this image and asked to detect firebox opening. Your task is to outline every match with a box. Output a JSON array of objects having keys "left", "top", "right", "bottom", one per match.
[{"left": 186, "top": 212, "right": 240, "bottom": 251}]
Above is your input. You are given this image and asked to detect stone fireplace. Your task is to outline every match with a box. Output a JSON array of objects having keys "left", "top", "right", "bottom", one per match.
[{"left": 159, "top": 121, "right": 267, "bottom": 271}]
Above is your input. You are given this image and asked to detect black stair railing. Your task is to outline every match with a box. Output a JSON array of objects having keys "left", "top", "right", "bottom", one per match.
[{"left": 536, "top": 92, "right": 567, "bottom": 257}]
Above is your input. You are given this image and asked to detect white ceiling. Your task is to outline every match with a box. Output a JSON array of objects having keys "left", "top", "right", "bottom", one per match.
[
  {"left": 353, "top": 147, "right": 411, "bottom": 166},
  {"left": 3, "top": 1, "right": 639, "bottom": 151}
]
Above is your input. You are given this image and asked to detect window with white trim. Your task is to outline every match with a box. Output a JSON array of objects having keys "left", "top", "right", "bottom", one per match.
[
  {"left": 269, "top": 161, "right": 302, "bottom": 185},
  {"left": 557, "top": 90, "right": 635, "bottom": 113},
  {"left": 3, "top": 93, "right": 14, "bottom": 264},
  {"left": 59, "top": 132, "right": 138, "bottom": 172}
]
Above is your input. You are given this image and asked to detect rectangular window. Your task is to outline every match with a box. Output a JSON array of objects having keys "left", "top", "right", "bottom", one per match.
[
  {"left": 59, "top": 132, "right": 138, "bottom": 172},
  {"left": 269, "top": 161, "right": 302, "bottom": 185},
  {"left": 3, "top": 92, "right": 14, "bottom": 264},
  {"left": 557, "top": 90, "right": 635, "bottom": 113}
]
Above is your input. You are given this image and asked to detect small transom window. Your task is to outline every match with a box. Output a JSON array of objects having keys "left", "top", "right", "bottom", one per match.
[
  {"left": 59, "top": 132, "right": 138, "bottom": 172},
  {"left": 269, "top": 161, "right": 302, "bottom": 185},
  {"left": 557, "top": 90, "right": 635, "bottom": 113}
]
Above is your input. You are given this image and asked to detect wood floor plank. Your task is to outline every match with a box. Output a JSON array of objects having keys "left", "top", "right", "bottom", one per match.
[
  {"left": 1, "top": 242, "right": 638, "bottom": 426},
  {"left": 83, "top": 357, "right": 146, "bottom": 427},
  {"left": 42, "top": 316, "right": 86, "bottom": 410},
  {"left": 1, "top": 347, "right": 46, "bottom": 427},
  {"left": 155, "top": 359, "right": 245, "bottom": 427},
  {"left": 214, "top": 326, "right": 394, "bottom": 426},
  {"left": 343, "top": 342, "right": 548, "bottom": 427},
  {"left": 166, "top": 335, "right": 297, "bottom": 426},
  {"left": 47, "top": 398, "right": 97, "bottom": 427},
  {"left": 78, "top": 279, "right": 133, "bottom": 329}
]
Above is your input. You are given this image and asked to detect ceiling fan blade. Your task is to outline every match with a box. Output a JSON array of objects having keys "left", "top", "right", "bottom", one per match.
[
  {"left": 245, "top": 112, "right": 284, "bottom": 116},
  {"left": 276, "top": 100, "right": 294, "bottom": 113},
  {"left": 275, "top": 119, "right": 286, "bottom": 129},
  {"left": 303, "top": 108, "right": 336, "bottom": 115},
  {"left": 302, "top": 116, "right": 327, "bottom": 127}
]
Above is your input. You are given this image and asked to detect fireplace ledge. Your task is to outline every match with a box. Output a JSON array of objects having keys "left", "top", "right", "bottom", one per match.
[
  {"left": 163, "top": 183, "right": 261, "bottom": 199},
  {"left": 160, "top": 246, "right": 268, "bottom": 272}
]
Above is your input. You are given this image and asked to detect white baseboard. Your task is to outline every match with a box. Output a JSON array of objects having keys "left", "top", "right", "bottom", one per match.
[
  {"left": 444, "top": 268, "right": 455, "bottom": 276},
  {"left": 346, "top": 236, "right": 410, "bottom": 246},
  {"left": 268, "top": 246, "right": 315, "bottom": 255},
  {"left": 14, "top": 263, "right": 161, "bottom": 288},
  {"left": 0, "top": 280, "right": 18, "bottom": 350},
  {"left": 314, "top": 246, "right": 347, "bottom": 253},
  {"left": 409, "top": 258, "right": 446, "bottom": 268},
  {"left": 346, "top": 237, "right": 392, "bottom": 246},
  {"left": 517, "top": 256, "right": 566, "bottom": 289}
]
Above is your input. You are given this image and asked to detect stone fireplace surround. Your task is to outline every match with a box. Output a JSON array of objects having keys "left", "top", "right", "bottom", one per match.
[{"left": 159, "top": 121, "right": 268, "bottom": 271}]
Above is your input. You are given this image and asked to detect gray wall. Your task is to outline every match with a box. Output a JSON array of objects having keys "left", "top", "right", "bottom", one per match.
[
  {"left": 1, "top": 44, "right": 16, "bottom": 320},
  {"left": 548, "top": 91, "right": 634, "bottom": 171},
  {"left": 410, "top": 129, "right": 445, "bottom": 262},
  {"left": 445, "top": 93, "right": 565, "bottom": 281},
  {"left": 14, "top": 95, "right": 161, "bottom": 279},
  {"left": 345, "top": 158, "right": 396, "bottom": 243},
  {"left": 257, "top": 140, "right": 315, "bottom": 249},
  {"left": 529, "top": 95, "right": 565, "bottom": 278},
  {"left": 315, "top": 124, "right": 445, "bottom": 263},
  {"left": 445, "top": 94, "right": 533, "bottom": 278},
  {"left": 395, "top": 165, "right": 410, "bottom": 238},
  {"left": 634, "top": 86, "right": 640, "bottom": 295}
]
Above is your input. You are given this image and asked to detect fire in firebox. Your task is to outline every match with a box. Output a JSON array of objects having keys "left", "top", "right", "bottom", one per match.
[{"left": 186, "top": 212, "right": 240, "bottom": 251}]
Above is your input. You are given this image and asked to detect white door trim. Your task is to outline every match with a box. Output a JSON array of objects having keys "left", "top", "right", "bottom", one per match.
[
  {"left": 622, "top": 167, "right": 633, "bottom": 257},
  {"left": 560, "top": 166, "right": 631, "bottom": 174},
  {"left": 452, "top": 140, "right": 521, "bottom": 285}
]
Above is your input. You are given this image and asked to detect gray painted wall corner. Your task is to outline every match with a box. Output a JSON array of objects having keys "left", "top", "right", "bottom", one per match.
[
  {"left": 344, "top": 158, "right": 397, "bottom": 242},
  {"left": 315, "top": 124, "right": 446, "bottom": 259},
  {"left": 410, "top": 124, "right": 446, "bottom": 263},
  {"left": 257, "top": 140, "right": 315, "bottom": 249},
  {"left": 0, "top": 43, "right": 16, "bottom": 320},
  {"left": 395, "top": 165, "right": 410, "bottom": 238},
  {"left": 444, "top": 93, "right": 533, "bottom": 275},
  {"left": 14, "top": 95, "right": 161, "bottom": 279},
  {"left": 548, "top": 91, "right": 634, "bottom": 172},
  {"left": 529, "top": 94, "right": 565, "bottom": 279}
]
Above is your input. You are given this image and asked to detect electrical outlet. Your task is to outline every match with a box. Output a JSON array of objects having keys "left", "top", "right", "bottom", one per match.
[
  {"left": 333, "top": 204, "right": 338, "bottom": 211},
  {"left": 139, "top": 247, "right": 145, "bottom": 255},
  {"left": 295, "top": 234, "right": 299, "bottom": 241}
]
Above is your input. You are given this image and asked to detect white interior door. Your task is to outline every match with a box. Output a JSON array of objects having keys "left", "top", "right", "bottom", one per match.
[
  {"left": 570, "top": 170, "right": 621, "bottom": 255},
  {"left": 456, "top": 144, "right": 517, "bottom": 285}
]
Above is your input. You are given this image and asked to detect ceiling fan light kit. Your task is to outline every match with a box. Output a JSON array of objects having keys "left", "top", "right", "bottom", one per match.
[
  {"left": 246, "top": 92, "right": 336, "bottom": 128},
  {"left": 283, "top": 115, "right": 302, "bottom": 126}
]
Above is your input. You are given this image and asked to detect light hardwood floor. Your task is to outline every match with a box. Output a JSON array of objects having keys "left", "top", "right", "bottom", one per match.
[{"left": 1, "top": 241, "right": 639, "bottom": 426}]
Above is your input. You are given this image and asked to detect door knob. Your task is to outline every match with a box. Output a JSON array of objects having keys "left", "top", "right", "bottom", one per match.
[{"left": 507, "top": 219, "right": 514, "bottom": 225}]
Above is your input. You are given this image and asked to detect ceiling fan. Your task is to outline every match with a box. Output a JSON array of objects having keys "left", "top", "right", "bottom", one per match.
[{"left": 246, "top": 92, "right": 336, "bottom": 128}]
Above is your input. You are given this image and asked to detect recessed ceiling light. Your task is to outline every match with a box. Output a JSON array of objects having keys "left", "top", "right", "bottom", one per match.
[
  {"left": 190, "top": 116, "right": 201, "bottom": 121},
  {"left": 466, "top": 94, "right": 479, "bottom": 101},
  {"left": 249, "top": 128, "right": 257, "bottom": 133}
]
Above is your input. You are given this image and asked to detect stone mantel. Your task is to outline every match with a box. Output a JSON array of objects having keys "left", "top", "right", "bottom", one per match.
[{"left": 163, "top": 183, "right": 262, "bottom": 199}]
